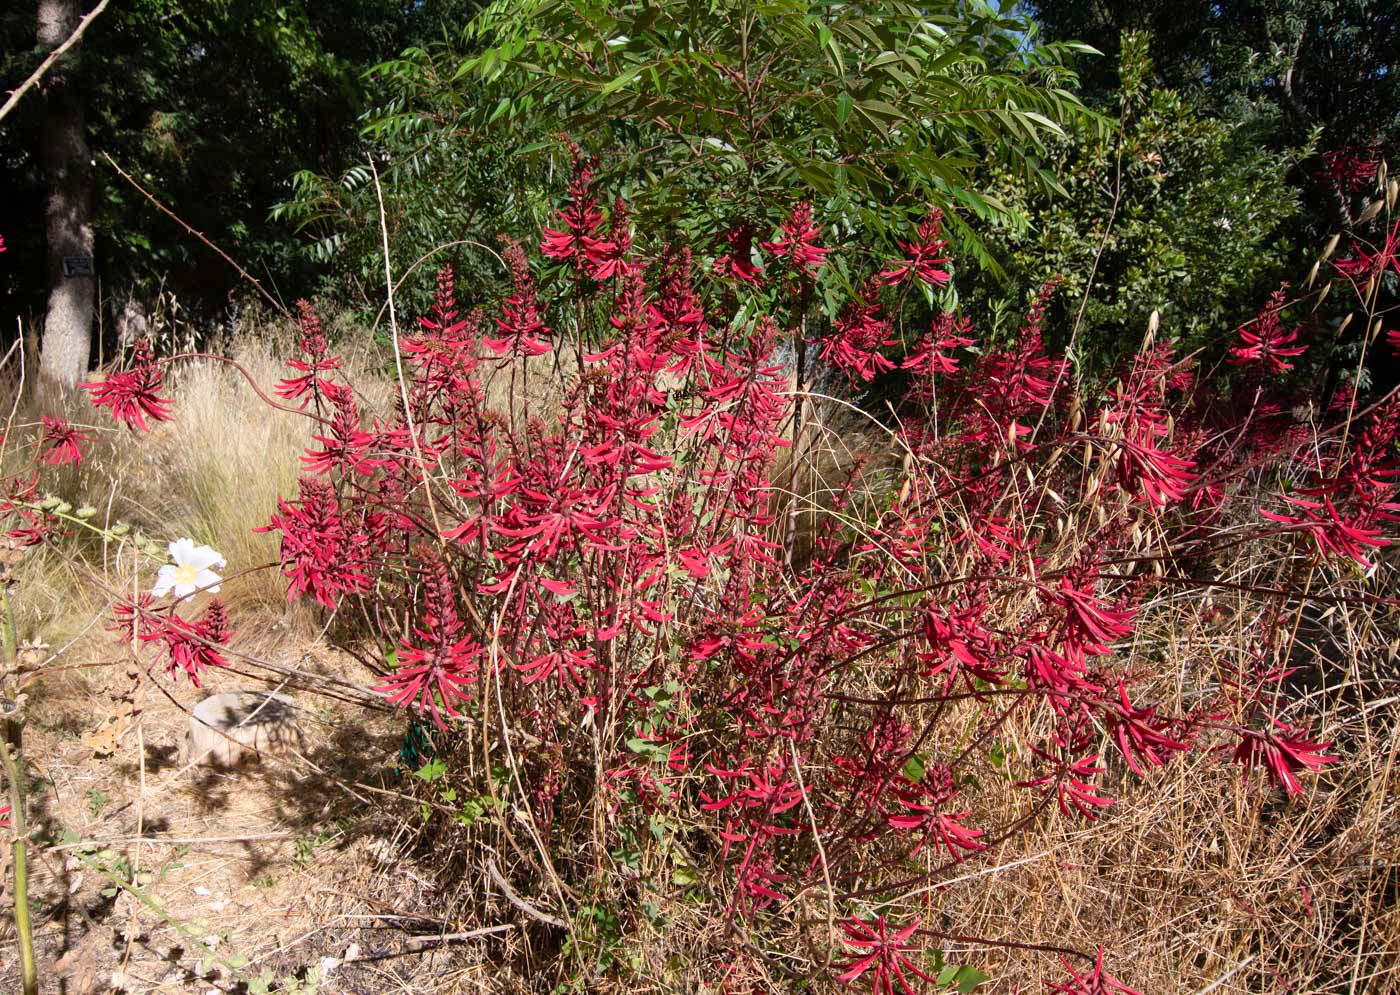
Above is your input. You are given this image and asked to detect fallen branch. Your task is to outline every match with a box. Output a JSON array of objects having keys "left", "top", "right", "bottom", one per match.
[{"left": 486, "top": 857, "right": 567, "bottom": 928}]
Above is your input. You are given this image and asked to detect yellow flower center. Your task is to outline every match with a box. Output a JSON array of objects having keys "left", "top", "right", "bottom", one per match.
[{"left": 174, "top": 563, "right": 200, "bottom": 586}]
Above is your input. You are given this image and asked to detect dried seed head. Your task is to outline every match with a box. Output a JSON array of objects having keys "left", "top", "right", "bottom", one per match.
[
  {"left": 1358, "top": 199, "right": 1383, "bottom": 223},
  {"left": 1388, "top": 178, "right": 1398, "bottom": 211},
  {"left": 1306, "top": 260, "right": 1320, "bottom": 288},
  {"left": 1339, "top": 312, "right": 1353, "bottom": 335},
  {"left": 1319, "top": 280, "right": 1333, "bottom": 304},
  {"left": 1321, "top": 233, "right": 1340, "bottom": 261}
]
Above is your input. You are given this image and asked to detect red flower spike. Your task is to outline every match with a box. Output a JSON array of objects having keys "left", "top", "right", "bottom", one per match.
[
  {"left": 80, "top": 339, "right": 172, "bottom": 431},
  {"left": 713, "top": 223, "right": 764, "bottom": 284},
  {"left": 1045, "top": 948, "right": 1142, "bottom": 995},
  {"left": 822, "top": 279, "right": 896, "bottom": 383},
  {"left": 1227, "top": 287, "right": 1307, "bottom": 375},
  {"left": 1314, "top": 148, "right": 1378, "bottom": 194},
  {"left": 1107, "top": 681, "right": 1191, "bottom": 776},
  {"left": 1234, "top": 720, "right": 1337, "bottom": 796},
  {"left": 375, "top": 557, "right": 481, "bottom": 729},
  {"left": 880, "top": 209, "right": 951, "bottom": 287},
  {"left": 1334, "top": 220, "right": 1400, "bottom": 281},
  {"left": 540, "top": 153, "right": 606, "bottom": 276},
  {"left": 837, "top": 915, "right": 938, "bottom": 995},
  {"left": 761, "top": 201, "right": 829, "bottom": 277},
  {"left": 258, "top": 477, "right": 371, "bottom": 608},
  {"left": 38, "top": 416, "right": 93, "bottom": 465},
  {"left": 1020, "top": 749, "right": 1115, "bottom": 822},
  {"left": 143, "top": 599, "right": 232, "bottom": 686},
  {"left": 1262, "top": 494, "right": 1389, "bottom": 568},
  {"left": 276, "top": 301, "right": 342, "bottom": 406},
  {"left": 484, "top": 239, "right": 552, "bottom": 357}
]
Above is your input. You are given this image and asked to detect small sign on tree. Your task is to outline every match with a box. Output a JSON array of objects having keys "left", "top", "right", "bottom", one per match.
[{"left": 62, "top": 255, "right": 94, "bottom": 277}]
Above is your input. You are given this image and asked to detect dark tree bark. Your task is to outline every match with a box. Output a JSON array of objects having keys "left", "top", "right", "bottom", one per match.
[{"left": 37, "top": 0, "right": 95, "bottom": 404}]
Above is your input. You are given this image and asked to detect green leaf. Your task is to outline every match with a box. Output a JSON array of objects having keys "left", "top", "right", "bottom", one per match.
[
  {"left": 955, "top": 966, "right": 990, "bottom": 992},
  {"left": 414, "top": 759, "right": 448, "bottom": 782},
  {"left": 836, "top": 91, "right": 853, "bottom": 126}
]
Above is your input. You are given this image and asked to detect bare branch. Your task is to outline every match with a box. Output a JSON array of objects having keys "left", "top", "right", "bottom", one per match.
[{"left": 0, "top": 0, "right": 112, "bottom": 125}]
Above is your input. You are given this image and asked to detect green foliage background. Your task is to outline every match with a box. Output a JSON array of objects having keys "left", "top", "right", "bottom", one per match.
[{"left": 1, "top": 0, "right": 1393, "bottom": 379}]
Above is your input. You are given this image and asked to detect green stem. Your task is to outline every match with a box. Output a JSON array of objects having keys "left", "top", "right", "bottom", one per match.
[
  {"left": 1, "top": 725, "right": 36, "bottom": 995},
  {"left": 0, "top": 583, "right": 15, "bottom": 668},
  {"left": 1, "top": 583, "right": 36, "bottom": 995}
]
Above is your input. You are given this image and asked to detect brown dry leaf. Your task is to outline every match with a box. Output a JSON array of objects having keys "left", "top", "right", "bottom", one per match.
[
  {"left": 54, "top": 944, "right": 102, "bottom": 995},
  {"left": 81, "top": 700, "right": 139, "bottom": 757}
]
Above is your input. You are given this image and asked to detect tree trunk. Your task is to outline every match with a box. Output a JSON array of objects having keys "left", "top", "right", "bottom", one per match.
[{"left": 37, "top": 0, "right": 95, "bottom": 405}]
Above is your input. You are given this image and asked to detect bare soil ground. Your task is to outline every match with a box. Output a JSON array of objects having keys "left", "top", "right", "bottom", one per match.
[{"left": 0, "top": 627, "right": 517, "bottom": 995}]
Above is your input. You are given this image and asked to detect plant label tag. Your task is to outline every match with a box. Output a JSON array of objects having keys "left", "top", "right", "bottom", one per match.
[{"left": 63, "top": 255, "right": 95, "bottom": 277}]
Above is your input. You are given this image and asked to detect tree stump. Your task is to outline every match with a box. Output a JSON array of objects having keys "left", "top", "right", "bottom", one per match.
[{"left": 186, "top": 691, "right": 303, "bottom": 768}]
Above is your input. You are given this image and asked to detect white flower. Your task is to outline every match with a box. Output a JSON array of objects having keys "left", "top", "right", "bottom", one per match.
[{"left": 152, "top": 538, "right": 226, "bottom": 598}]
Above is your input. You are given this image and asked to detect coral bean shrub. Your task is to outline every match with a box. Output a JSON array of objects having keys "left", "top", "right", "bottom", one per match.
[{"left": 65, "top": 167, "right": 1400, "bottom": 992}]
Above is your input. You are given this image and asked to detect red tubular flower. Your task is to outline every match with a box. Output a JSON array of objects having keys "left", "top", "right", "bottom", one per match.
[
  {"left": 1234, "top": 720, "right": 1337, "bottom": 796},
  {"left": 903, "top": 312, "right": 974, "bottom": 379},
  {"left": 376, "top": 558, "right": 481, "bottom": 729},
  {"left": 109, "top": 594, "right": 159, "bottom": 642},
  {"left": 1334, "top": 220, "right": 1400, "bottom": 280},
  {"left": 880, "top": 209, "right": 951, "bottom": 287},
  {"left": 277, "top": 301, "right": 343, "bottom": 406},
  {"left": 540, "top": 152, "right": 606, "bottom": 275},
  {"left": 821, "top": 279, "right": 895, "bottom": 383},
  {"left": 259, "top": 477, "right": 371, "bottom": 608},
  {"left": 584, "top": 195, "right": 633, "bottom": 280},
  {"left": 80, "top": 339, "right": 172, "bottom": 431},
  {"left": 1314, "top": 148, "right": 1378, "bottom": 194},
  {"left": 837, "top": 915, "right": 937, "bottom": 995},
  {"left": 761, "top": 201, "right": 829, "bottom": 277},
  {"left": 301, "top": 391, "right": 379, "bottom": 476},
  {"left": 713, "top": 223, "right": 764, "bottom": 285},
  {"left": 1020, "top": 749, "right": 1115, "bottom": 822},
  {"left": 1116, "top": 424, "right": 1197, "bottom": 507},
  {"left": 1045, "top": 948, "right": 1141, "bottom": 995},
  {"left": 38, "top": 416, "right": 93, "bottom": 465},
  {"left": 1262, "top": 494, "right": 1389, "bottom": 568},
  {"left": 484, "top": 238, "right": 551, "bottom": 357},
  {"left": 1107, "top": 681, "right": 1191, "bottom": 776},
  {"left": 1227, "top": 288, "right": 1307, "bottom": 374},
  {"left": 145, "top": 599, "right": 232, "bottom": 686}
]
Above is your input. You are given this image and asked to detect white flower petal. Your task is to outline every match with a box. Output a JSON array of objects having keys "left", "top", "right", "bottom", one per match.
[
  {"left": 195, "top": 569, "right": 222, "bottom": 594},
  {"left": 169, "top": 537, "right": 197, "bottom": 563},
  {"left": 187, "top": 545, "right": 225, "bottom": 571},
  {"left": 174, "top": 581, "right": 197, "bottom": 598},
  {"left": 152, "top": 565, "right": 178, "bottom": 597}
]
